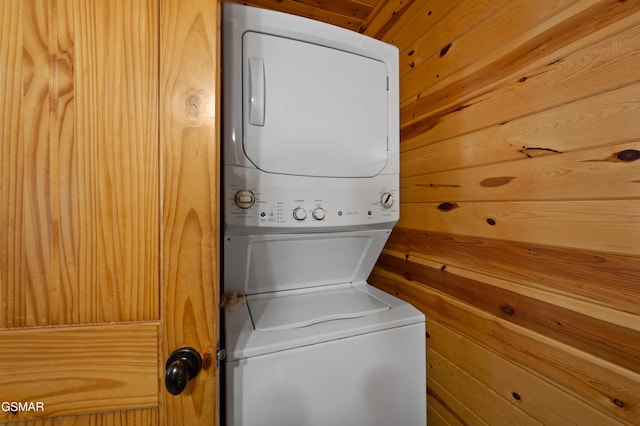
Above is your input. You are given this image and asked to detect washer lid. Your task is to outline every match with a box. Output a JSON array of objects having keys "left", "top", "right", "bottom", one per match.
[{"left": 248, "top": 286, "right": 390, "bottom": 331}]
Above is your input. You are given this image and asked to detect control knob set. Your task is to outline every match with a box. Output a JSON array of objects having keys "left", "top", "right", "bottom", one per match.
[
  {"left": 233, "top": 189, "right": 394, "bottom": 218},
  {"left": 293, "top": 207, "right": 326, "bottom": 221}
]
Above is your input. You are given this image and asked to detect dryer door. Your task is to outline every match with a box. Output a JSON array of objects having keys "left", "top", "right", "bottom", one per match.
[{"left": 242, "top": 32, "right": 389, "bottom": 178}]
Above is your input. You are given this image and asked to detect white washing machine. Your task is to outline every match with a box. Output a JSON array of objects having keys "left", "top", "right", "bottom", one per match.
[{"left": 222, "top": 3, "right": 426, "bottom": 425}]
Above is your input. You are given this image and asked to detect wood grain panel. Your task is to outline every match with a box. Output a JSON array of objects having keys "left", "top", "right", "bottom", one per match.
[
  {"left": 395, "top": 0, "right": 501, "bottom": 78},
  {"left": 370, "top": 268, "right": 640, "bottom": 425},
  {"left": 384, "top": 228, "right": 640, "bottom": 316},
  {"left": 359, "top": 0, "right": 417, "bottom": 39},
  {"left": 371, "top": 0, "right": 640, "bottom": 424},
  {"left": 370, "top": 0, "right": 460, "bottom": 48},
  {"left": 0, "top": 0, "right": 159, "bottom": 327},
  {"left": 160, "top": 0, "right": 219, "bottom": 424},
  {"left": 377, "top": 251, "right": 640, "bottom": 373},
  {"left": 427, "top": 392, "right": 465, "bottom": 426},
  {"left": 401, "top": 141, "right": 640, "bottom": 202},
  {"left": 428, "top": 320, "right": 622, "bottom": 425},
  {"left": 6, "top": 408, "right": 158, "bottom": 425},
  {"left": 225, "top": 0, "right": 367, "bottom": 31},
  {"left": 0, "top": 0, "right": 25, "bottom": 330},
  {"left": 400, "top": 200, "right": 640, "bottom": 256},
  {"left": 426, "top": 375, "right": 485, "bottom": 426},
  {"left": 428, "top": 349, "right": 541, "bottom": 425},
  {"left": 400, "top": 0, "right": 585, "bottom": 105},
  {"left": 401, "top": 1, "right": 640, "bottom": 145},
  {"left": 0, "top": 323, "right": 158, "bottom": 422},
  {"left": 401, "top": 83, "right": 640, "bottom": 175}
]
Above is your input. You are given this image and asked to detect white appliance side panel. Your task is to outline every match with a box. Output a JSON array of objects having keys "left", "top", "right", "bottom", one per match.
[
  {"left": 242, "top": 32, "right": 389, "bottom": 178},
  {"left": 225, "top": 323, "right": 426, "bottom": 426}
]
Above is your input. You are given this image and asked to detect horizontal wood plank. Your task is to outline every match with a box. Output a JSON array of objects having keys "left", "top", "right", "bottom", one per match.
[
  {"left": 401, "top": 2, "right": 640, "bottom": 146},
  {"left": 401, "top": 83, "right": 640, "bottom": 175},
  {"left": 429, "top": 348, "right": 540, "bottom": 425},
  {"left": 369, "top": 268, "right": 640, "bottom": 424},
  {"left": 360, "top": 0, "right": 411, "bottom": 38},
  {"left": 227, "top": 0, "right": 365, "bottom": 31},
  {"left": 401, "top": 141, "right": 640, "bottom": 202},
  {"left": 395, "top": 0, "right": 499, "bottom": 78},
  {"left": 383, "top": 228, "right": 640, "bottom": 316},
  {"left": 377, "top": 250, "right": 640, "bottom": 374},
  {"left": 428, "top": 320, "right": 622, "bottom": 425},
  {"left": 399, "top": 200, "right": 640, "bottom": 256},
  {"left": 399, "top": 0, "right": 609, "bottom": 106},
  {"left": 0, "top": 323, "right": 158, "bottom": 421},
  {"left": 379, "top": 0, "right": 462, "bottom": 50},
  {"left": 11, "top": 408, "right": 159, "bottom": 426},
  {"left": 427, "top": 371, "right": 486, "bottom": 426}
]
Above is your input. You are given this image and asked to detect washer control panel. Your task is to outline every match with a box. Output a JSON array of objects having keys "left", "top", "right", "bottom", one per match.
[{"left": 225, "top": 167, "right": 398, "bottom": 229}]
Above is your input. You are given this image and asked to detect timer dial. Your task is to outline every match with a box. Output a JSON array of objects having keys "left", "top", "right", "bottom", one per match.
[
  {"left": 380, "top": 192, "right": 394, "bottom": 209},
  {"left": 234, "top": 190, "right": 255, "bottom": 209}
]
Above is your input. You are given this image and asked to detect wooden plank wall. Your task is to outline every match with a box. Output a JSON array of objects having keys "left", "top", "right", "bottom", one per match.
[{"left": 365, "top": 0, "right": 640, "bottom": 424}]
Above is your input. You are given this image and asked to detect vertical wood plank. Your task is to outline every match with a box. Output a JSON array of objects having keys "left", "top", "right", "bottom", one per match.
[
  {"left": 160, "top": 0, "right": 220, "bottom": 424},
  {"left": 1, "top": 0, "right": 159, "bottom": 327},
  {"left": 0, "top": 0, "right": 25, "bottom": 329}
]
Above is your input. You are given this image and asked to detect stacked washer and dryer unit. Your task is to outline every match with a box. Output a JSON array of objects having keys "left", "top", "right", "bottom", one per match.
[{"left": 222, "top": 3, "right": 426, "bottom": 425}]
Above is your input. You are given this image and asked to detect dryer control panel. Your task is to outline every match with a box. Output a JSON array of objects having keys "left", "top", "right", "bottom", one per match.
[{"left": 224, "top": 167, "right": 398, "bottom": 232}]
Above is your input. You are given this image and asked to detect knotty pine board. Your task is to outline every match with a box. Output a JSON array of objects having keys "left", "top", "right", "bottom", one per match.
[
  {"left": 427, "top": 398, "right": 463, "bottom": 426},
  {"left": 383, "top": 228, "right": 640, "bottom": 317},
  {"left": 399, "top": 200, "right": 640, "bottom": 256},
  {"left": 401, "top": 83, "right": 640, "bottom": 176},
  {"left": 427, "top": 320, "right": 622, "bottom": 425},
  {"left": 401, "top": 141, "right": 640, "bottom": 202},
  {"left": 427, "top": 376, "right": 486, "bottom": 426},
  {"left": 376, "top": 250, "right": 640, "bottom": 374},
  {"left": 0, "top": 323, "right": 158, "bottom": 421},
  {"left": 227, "top": 0, "right": 371, "bottom": 32},
  {"left": 159, "top": 0, "right": 220, "bottom": 424},
  {"left": 400, "top": 1, "right": 640, "bottom": 144},
  {"left": 395, "top": 0, "right": 504, "bottom": 79},
  {"left": 0, "top": 0, "right": 159, "bottom": 328},
  {"left": 368, "top": 0, "right": 462, "bottom": 49},
  {"left": 399, "top": 0, "right": 601, "bottom": 106},
  {"left": 428, "top": 349, "right": 543, "bottom": 425},
  {"left": 369, "top": 268, "right": 640, "bottom": 424},
  {"left": 6, "top": 409, "right": 159, "bottom": 426}
]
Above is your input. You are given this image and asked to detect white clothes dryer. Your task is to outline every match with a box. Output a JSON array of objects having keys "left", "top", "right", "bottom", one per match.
[{"left": 222, "top": 3, "right": 426, "bottom": 425}]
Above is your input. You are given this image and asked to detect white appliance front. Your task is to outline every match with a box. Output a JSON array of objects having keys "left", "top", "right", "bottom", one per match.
[
  {"left": 223, "top": 2, "right": 399, "bottom": 179},
  {"left": 222, "top": 3, "right": 425, "bottom": 426},
  {"left": 242, "top": 31, "right": 389, "bottom": 178},
  {"left": 224, "top": 283, "right": 426, "bottom": 426},
  {"left": 226, "top": 323, "right": 425, "bottom": 426}
]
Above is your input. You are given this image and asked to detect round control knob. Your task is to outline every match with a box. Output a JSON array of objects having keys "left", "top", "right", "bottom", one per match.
[
  {"left": 234, "top": 190, "right": 255, "bottom": 209},
  {"left": 380, "top": 192, "right": 394, "bottom": 209},
  {"left": 312, "top": 207, "right": 326, "bottom": 221},
  {"left": 293, "top": 207, "right": 307, "bottom": 221}
]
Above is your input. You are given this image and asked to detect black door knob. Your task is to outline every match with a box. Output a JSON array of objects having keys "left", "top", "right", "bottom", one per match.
[{"left": 165, "top": 347, "right": 203, "bottom": 395}]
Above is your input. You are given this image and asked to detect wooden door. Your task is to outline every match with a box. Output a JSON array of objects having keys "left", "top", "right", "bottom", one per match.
[{"left": 0, "top": 0, "right": 219, "bottom": 424}]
